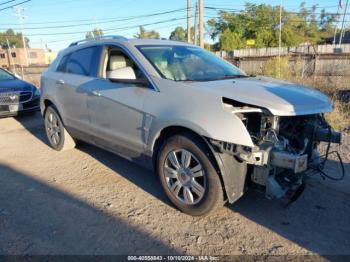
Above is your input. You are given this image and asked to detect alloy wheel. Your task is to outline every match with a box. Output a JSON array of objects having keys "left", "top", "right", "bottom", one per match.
[
  {"left": 164, "top": 149, "right": 206, "bottom": 205},
  {"left": 46, "top": 111, "right": 62, "bottom": 146}
]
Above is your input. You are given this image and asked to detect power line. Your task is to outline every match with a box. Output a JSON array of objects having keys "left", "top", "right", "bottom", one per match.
[
  {"left": 205, "top": 6, "right": 343, "bottom": 15},
  {"left": 35, "top": 21, "right": 187, "bottom": 46},
  {"left": 0, "top": 7, "right": 194, "bottom": 30},
  {"left": 204, "top": 0, "right": 338, "bottom": 10},
  {"left": 0, "top": 16, "right": 194, "bottom": 37},
  {"left": 0, "top": 0, "right": 30, "bottom": 12},
  {"left": 0, "top": 0, "right": 15, "bottom": 6},
  {"left": 2, "top": 15, "right": 347, "bottom": 39}
]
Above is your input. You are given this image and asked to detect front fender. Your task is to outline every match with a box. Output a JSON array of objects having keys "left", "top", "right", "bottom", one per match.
[
  {"left": 147, "top": 112, "right": 254, "bottom": 156},
  {"left": 144, "top": 77, "right": 254, "bottom": 154}
]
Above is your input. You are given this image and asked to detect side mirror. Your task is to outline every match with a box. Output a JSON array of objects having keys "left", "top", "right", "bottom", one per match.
[{"left": 108, "top": 66, "right": 148, "bottom": 86}]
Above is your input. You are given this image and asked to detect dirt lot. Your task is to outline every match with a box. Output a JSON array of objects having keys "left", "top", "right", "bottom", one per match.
[{"left": 0, "top": 113, "right": 349, "bottom": 257}]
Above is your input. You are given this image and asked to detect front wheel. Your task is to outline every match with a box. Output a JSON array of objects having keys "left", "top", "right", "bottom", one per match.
[
  {"left": 44, "top": 105, "right": 76, "bottom": 151},
  {"left": 157, "top": 133, "right": 224, "bottom": 216}
]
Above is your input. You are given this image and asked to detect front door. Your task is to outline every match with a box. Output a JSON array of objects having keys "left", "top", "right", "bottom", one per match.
[{"left": 87, "top": 47, "right": 150, "bottom": 159}]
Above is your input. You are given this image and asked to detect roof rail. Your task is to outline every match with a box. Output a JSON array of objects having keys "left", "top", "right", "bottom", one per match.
[{"left": 68, "top": 35, "right": 128, "bottom": 47}]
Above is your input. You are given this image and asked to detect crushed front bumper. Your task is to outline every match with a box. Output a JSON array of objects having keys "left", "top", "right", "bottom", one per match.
[{"left": 238, "top": 147, "right": 308, "bottom": 173}]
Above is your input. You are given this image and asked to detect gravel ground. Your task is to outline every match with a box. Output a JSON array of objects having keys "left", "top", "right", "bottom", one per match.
[{"left": 0, "top": 113, "right": 349, "bottom": 257}]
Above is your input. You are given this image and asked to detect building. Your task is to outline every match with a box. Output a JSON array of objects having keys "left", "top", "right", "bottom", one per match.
[
  {"left": 0, "top": 48, "right": 49, "bottom": 67},
  {"left": 44, "top": 50, "right": 57, "bottom": 65}
]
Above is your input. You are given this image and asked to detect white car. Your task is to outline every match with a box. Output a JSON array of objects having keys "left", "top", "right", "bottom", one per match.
[{"left": 40, "top": 36, "right": 341, "bottom": 216}]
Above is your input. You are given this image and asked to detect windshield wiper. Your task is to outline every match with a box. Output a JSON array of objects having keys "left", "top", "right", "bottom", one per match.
[
  {"left": 221, "top": 74, "right": 249, "bottom": 79},
  {"left": 176, "top": 75, "right": 250, "bottom": 82}
]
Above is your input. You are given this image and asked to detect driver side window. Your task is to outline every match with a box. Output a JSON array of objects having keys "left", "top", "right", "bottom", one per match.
[{"left": 103, "top": 48, "right": 144, "bottom": 81}]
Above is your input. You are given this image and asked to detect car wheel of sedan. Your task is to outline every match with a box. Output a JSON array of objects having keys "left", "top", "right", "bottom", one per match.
[
  {"left": 44, "top": 105, "right": 76, "bottom": 151},
  {"left": 157, "top": 133, "right": 224, "bottom": 216}
]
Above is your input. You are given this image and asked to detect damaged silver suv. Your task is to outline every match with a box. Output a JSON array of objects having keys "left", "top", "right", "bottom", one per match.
[{"left": 40, "top": 36, "right": 341, "bottom": 216}]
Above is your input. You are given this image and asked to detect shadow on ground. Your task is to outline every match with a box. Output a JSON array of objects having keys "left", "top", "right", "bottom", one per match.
[
  {"left": 12, "top": 113, "right": 350, "bottom": 256},
  {"left": 14, "top": 112, "right": 48, "bottom": 146},
  {"left": 0, "top": 163, "right": 179, "bottom": 255},
  {"left": 229, "top": 158, "right": 350, "bottom": 256}
]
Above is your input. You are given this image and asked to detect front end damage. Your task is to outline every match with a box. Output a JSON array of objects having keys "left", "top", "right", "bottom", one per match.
[{"left": 210, "top": 98, "right": 343, "bottom": 204}]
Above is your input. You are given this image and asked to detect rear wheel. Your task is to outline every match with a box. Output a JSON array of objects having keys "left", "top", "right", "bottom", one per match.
[
  {"left": 44, "top": 105, "right": 76, "bottom": 151},
  {"left": 157, "top": 133, "right": 224, "bottom": 216}
]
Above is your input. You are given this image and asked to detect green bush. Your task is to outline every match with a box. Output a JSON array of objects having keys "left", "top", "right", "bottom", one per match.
[{"left": 263, "top": 56, "right": 303, "bottom": 80}]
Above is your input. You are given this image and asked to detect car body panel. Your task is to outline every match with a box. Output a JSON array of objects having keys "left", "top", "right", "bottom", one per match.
[
  {"left": 87, "top": 78, "right": 149, "bottom": 158},
  {"left": 187, "top": 76, "right": 332, "bottom": 116},
  {"left": 61, "top": 73, "right": 95, "bottom": 132},
  {"left": 143, "top": 76, "right": 255, "bottom": 154}
]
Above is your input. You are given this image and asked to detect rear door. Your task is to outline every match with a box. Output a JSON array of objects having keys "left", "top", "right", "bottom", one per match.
[{"left": 59, "top": 46, "right": 103, "bottom": 136}]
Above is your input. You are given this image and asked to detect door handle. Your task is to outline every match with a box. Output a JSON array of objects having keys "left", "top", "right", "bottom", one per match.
[
  {"left": 56, "top": 79, "right": 65, "bottom": 85},
  {"left": 91, "top": 90, "right": 101, "bottom": 96}
]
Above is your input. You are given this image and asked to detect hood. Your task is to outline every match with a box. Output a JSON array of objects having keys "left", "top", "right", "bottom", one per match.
[
  {"left": 0, "top": 79, "right": 35, "bottom": 93},
  {"left": 187, "top": 76, "right": 332, "bottom": 116}
]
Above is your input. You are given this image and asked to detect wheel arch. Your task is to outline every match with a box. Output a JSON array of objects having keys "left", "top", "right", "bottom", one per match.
[
  {"left": 151, "top": 125, "right": 228, "bottom": 199},
  {"left": 151, "top": 125, "right": 248, "bottom": 204},
  {"left": 43, "top": 99, "right": 54, "bottom": 112}
]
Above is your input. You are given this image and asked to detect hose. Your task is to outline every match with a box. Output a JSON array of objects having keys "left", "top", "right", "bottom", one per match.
[{"left": 308, "top": 124, "right": 345, "bottom": 181}]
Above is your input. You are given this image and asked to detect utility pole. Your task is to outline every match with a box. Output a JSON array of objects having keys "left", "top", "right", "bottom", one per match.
[
  {"left": 194, "top": 1, "right": 198, "bottom": 46},
  {"left": 14, "top": 6, "right": 29, "bottom": 67},
  {"left": 339, "top": 0, "right": 349, "bottom": 46},
  {"left": 333, "top": 4, "right": 341, "bottom": 45},
  {"left": 187, "top": 0, "right": 191, "bottom": 43},
  {"left": 6, "top": 38, "right": 16, "bottom": 74},
  {"left": 278, "top": 0, "right": 282, "bottom": 78},
  {"left": 199, "top": 0, "right": 204, "bottom": 48}
]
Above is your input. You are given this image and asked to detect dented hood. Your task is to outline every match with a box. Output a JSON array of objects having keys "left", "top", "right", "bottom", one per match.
[{"left": 188, "top": 76, "right": 332, "bottom": 116}]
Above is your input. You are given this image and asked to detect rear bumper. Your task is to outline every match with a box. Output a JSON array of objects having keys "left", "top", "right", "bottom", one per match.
[{"left": 0, "top": 97, "right": 40, "bottom": 118}]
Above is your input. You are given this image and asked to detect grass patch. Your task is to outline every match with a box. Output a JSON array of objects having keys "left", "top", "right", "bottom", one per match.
[
  {"left": 263, "top": 56, "right": 350, "bottom": 131},
  {"left": 325, "top": 101, "right": 350, "bottom": 131}
]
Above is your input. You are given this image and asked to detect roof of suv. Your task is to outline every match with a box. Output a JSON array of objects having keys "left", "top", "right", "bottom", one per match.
[
  {"left": 67, "top": 36, "right": 194, "bottom": 50},
  {"left": 127, "top": 38, "right": 193, "bottom": 46}
]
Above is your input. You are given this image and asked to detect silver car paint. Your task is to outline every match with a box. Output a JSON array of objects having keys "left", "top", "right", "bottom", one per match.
[
  {"left": 87, "top": 78, "right": 148, "bottom": 157},
  {"left": 144, "top": 76, "right": 255, "bottom": 154},
  {"left": 187, "top": 76, "right": 332, "bottom": 116},
  {"left": 41, "top": 38, "right": 333, "bottom": 160}
]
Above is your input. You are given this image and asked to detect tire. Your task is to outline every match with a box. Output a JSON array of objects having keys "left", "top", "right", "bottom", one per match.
[
  {"left": 157, "top": 132, "right": 224, "bottom": 216},
  {"left": 44, "top": 105, "right": 76, "bottom": 151}
]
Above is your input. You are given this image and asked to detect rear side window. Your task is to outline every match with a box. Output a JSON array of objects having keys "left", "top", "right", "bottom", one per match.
[
  {"left": 56, "top": 55, "right": 69, "bottom": 72},
  {"left": 58, "top": 46, "right": 102, "bottom": 77}
]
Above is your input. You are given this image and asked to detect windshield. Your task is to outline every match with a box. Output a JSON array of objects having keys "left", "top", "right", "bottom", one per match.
[
  {"left": 137, "top": 45, "right": 247, "bottom": 81},
  {"left": 0, "top": 69, "right": 15, "bottom": 81}
]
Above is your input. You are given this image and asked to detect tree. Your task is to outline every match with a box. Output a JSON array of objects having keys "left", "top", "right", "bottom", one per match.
[
  {"left": 219, "top": 29, "right": 244, "bottom": 50},
  {"left": 134, "top": 26, "right": 160, "bottom": 39},
  {"left": 207, "top": 2, "right": 338, "bottom": 50},
  {"left": 86, "top": 28, "right": 104, "bottom": 40},
  {"left": 169, "top": 26, "right": 186, "bottom": 42},
  {"left": 0, "top": 29, "right": 29, "bottom": 48}
]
